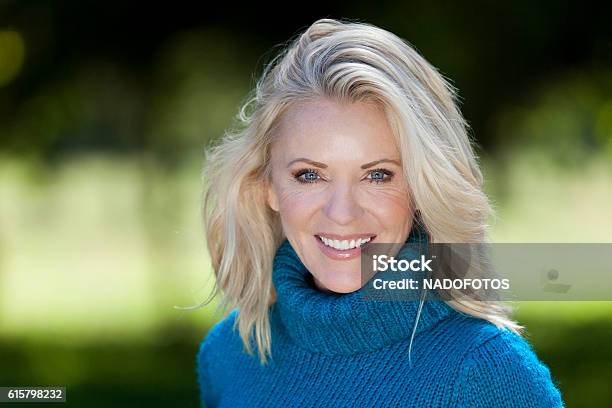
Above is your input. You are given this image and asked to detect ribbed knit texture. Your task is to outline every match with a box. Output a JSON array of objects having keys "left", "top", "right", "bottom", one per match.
[{"left": 197, "top": 229, "right": 565, "bottom": 407}]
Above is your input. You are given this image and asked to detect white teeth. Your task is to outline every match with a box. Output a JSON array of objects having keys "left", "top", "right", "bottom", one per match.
[{"left": 319, "top": 236, "right": 374, "bottom": 250}]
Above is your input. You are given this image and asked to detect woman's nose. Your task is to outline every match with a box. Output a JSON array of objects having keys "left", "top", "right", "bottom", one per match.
[{"left": 323, "top": 184, "right": 364, "bottom": 225}]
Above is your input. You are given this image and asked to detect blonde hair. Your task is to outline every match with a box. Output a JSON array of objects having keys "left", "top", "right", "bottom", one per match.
[{"left": 202, "top": 17, "right": 523, "bottom": 365}]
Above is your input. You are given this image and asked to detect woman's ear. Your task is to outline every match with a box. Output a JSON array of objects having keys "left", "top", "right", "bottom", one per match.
[{"left": 265, "top": 179, "right": 280, "bottom": 212}]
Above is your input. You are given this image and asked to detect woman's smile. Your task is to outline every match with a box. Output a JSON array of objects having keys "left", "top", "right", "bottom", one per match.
[{"left": 314, "top": 233, "right": 377, "bottom": 260}]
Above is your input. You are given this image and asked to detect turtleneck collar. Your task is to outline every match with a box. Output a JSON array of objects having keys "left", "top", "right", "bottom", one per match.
[{"left": 270, "top": 225, "right": 455, "bottom": 355}]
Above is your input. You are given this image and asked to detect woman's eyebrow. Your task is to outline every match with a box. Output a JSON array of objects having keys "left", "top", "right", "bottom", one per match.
[
  {"left": 360, "top": 159, "right": 401, "bottom": 169},
  {"left": 286, "top": 158, "right": 401, "bottom": 169},
  {"left": 286, "top": 158, "right": 328, "bottom": 168}
]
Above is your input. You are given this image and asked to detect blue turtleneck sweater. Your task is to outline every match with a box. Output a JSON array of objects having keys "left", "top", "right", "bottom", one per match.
[{"left": 196, "top": 234, "right": 564, "bottom": 407}]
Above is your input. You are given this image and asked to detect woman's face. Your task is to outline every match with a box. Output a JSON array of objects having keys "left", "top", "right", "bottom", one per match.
[{"left": 266, "top": 98, "right": 415, "bottom": 293}]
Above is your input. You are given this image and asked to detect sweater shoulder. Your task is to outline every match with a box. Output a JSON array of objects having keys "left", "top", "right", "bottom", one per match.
[
  {"left": 454, "top": 320, "right": 565, "bottom": 407},
  {"left": 197, "top": 308, "right": 241, "bottom": 367},
  {"left": 196, "top": 308, "right": 241, "bottom": 408}
]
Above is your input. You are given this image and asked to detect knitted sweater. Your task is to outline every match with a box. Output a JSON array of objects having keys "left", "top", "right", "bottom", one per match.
[{"left": 196, "top": 236, "right": 565, "bottom": 407}]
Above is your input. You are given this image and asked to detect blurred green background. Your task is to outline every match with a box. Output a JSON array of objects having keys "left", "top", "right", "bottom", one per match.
[{"left": 1, "top": 1, "right": 611, "bottom": 406}]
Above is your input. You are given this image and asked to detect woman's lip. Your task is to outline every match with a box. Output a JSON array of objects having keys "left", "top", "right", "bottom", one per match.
[
  {"left": 314, "top": 232, "right": 377, "bottom": 240},
  {"left": 314, "top": 234, "right": 377, "bottom": 261}
]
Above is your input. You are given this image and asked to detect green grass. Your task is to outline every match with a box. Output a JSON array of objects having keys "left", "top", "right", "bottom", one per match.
[{"left": 0, "top": 153, "right": 224, "bottom": 343}]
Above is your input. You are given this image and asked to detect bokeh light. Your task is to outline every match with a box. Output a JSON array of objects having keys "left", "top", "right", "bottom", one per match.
[{"left": 0, "top": 30, "right": 25, "bottom": 86}]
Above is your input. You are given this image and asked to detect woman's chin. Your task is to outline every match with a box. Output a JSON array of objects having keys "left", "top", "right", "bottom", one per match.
[{"left": 313, "top": 275, "right": 364, "bottom": 294}]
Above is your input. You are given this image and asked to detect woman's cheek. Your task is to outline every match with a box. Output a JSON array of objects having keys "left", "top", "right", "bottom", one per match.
[
  {"left": 276, "top": 185, "right": 323, "bottom": 216},
  {"left": 359, "top": 184, "right": 412, "bottom": 215}
]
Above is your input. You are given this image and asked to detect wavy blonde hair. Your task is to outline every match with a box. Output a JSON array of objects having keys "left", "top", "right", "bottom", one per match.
[{"left": 202, "top": 18, "right": 523, "bottom": 365}]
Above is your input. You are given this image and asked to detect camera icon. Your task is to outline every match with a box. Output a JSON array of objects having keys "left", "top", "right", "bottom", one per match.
[{"left": 540, "top": 268, "right": 572, "bottom": 294}]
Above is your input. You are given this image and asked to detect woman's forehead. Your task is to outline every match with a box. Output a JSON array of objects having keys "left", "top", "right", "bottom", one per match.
[
  {"left": 272, "top": 99, "right": 398, "bottom": 154},
  {"left": 279, "top": 97, "right": 385, "bottom": 126}
]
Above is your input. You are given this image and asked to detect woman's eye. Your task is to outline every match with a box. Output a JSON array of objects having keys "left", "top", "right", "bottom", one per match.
[
  {"left": 367, "top": 168, "right": 393, "bottom": 183},
  {"left": 293, "top": 168, "right": 394, "bottom": 184},
  {"left": 294, "top": 169, "right": 320, "bottom": 183}
]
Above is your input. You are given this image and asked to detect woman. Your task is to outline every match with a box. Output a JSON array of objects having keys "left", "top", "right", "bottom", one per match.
[{"left": 197, "top": 18, "right": 564, "bottom": 407}]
